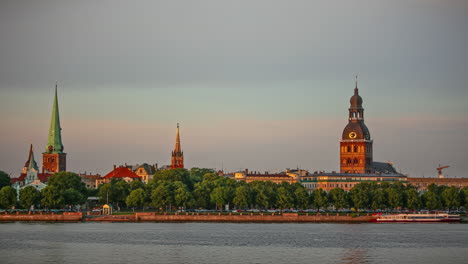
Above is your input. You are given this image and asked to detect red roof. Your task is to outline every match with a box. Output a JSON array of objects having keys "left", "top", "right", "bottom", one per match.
[
  {"left": 102, "top": 167, "right": 140, "bottom": 179},
  {"left": 10, "top": 173, "right": 54, "bottom": 184}
]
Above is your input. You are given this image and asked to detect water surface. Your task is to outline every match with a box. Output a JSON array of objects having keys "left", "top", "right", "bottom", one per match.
[{"left": 1, "top": 222, "right": 467, "bottom": 264}]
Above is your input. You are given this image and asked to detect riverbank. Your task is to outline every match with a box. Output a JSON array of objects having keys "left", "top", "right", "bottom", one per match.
[
  {"left": 0, "top": 212, "right": 375, "bottom": 223},
  {"left": 0, "top": 212, "right": 82, "bottom": 222},
  {"left": 2, "top": 212, "right": 466, "bottom": 223}
]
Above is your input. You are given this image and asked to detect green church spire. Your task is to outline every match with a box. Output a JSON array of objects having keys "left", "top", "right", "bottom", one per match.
[{"left": 45, "top": 83, "right": 64, "bottom": 154}]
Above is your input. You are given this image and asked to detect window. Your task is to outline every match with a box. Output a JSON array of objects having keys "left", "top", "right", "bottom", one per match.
[
  {"left": 354, "top": 146, "right": 358, "bottom": 152},
  {"left": 347, "top": 146, "right": 352, "bottom": 152}
]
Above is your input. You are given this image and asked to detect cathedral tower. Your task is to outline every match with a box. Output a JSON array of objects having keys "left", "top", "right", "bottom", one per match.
[
  {"left": 171, "top": 123, "right": 184, "bottom": 169},
  {"left": 42, "top": 84, "right": 66, "bottom": 173},
  {"left": 340, "top": 78, "right": 373, "bottom": 174}
]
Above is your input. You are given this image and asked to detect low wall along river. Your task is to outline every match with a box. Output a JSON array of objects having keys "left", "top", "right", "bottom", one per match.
[{"left": 0, "top": 212, "right": 376, "bottom": 223}]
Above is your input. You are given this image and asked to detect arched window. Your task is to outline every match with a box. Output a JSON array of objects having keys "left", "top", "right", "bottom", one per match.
[
  {"left": 347, "top": 158, "right": 352, "bottom": 164},
  {"left": 354, "top": 158, "right": 358, "bottom": 164},
  {"left": 354, "top": 146, "right": 358, "bottom": 152},
  {"left": 347, "top": 146, "right": 352, "bottom": 152}
]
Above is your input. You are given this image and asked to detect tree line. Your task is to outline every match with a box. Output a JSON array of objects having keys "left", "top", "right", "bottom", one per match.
[{"left": 0, "top": 169, "right": 467, "bottom": 212}]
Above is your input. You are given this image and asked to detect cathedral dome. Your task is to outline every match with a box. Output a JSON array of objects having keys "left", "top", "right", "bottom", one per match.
[
  {"left": 349, "top": 87, "right": 363, "bottom": 109},
  {"left": 342, "top": 122, "right": 371, "bottom": 140}
]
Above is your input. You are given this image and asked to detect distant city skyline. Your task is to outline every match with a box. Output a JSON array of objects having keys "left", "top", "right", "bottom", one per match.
[{"left": 1, "top": 0, "right": 467, "bottom": 177}]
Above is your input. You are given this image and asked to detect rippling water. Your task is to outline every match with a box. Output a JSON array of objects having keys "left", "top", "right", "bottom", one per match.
[{"left": 1, "top": 222, "right": 467, "bottom": 264}]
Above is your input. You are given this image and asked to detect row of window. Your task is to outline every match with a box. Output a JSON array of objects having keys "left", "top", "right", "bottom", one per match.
[
  {"left": 303, "top": 183, "right": 357, "bottom": 189},
  {"left": 341, "top": 145, "right": 372, "bottom": 153}
]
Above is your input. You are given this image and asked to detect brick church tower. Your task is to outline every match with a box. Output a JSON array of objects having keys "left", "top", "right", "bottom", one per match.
[
  {"left": 171, "top": 123, "right": 184, "bottom": 169},
  {"left": 42, "top": 84, "right": 66, "bottom": 173},
  {"left": 340, "top": 78, "right": 373, "bottom": 174}
]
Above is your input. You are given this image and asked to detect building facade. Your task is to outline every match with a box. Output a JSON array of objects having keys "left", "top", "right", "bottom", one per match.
[
  {"left": 234, "top": 170, "right": 299, "bottom": 184},
  {"left": 301, "top": 173, "right": 407, "bottom": 192},
  {"left": 407, "top": 177, "right": 468, "bottom": 191},
  {"left": 132, "top": 163, "right": 158, "bottom": 184},
  {"left": 96, "top": 166, "right": 141, "bottom": 186}
]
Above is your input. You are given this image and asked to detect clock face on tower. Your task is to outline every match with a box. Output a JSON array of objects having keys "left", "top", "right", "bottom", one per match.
[{"left": 349, "top": 132, "right": 357, "bottom": 139}]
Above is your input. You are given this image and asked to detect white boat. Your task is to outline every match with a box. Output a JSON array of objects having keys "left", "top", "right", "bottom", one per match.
[{"left": 371, "top": 213, "right": 461, "bottom": 223}]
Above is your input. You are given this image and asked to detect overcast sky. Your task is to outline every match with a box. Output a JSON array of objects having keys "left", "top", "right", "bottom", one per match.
[{"left": 0, "top": 0, "right": 467, "bottom": 178}]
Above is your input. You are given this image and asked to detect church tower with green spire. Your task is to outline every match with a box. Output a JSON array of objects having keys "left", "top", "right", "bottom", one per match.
[{"left": 42, "top": 84, "right": 67, "bottom": 173}]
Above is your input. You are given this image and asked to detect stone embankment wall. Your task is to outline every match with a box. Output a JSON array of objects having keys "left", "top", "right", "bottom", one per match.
[
  {"left": 0, "top": 212, "right": 82, "bottom": 222},
  {"left": 135, "top": 212, "right": 376, "bottom": 223}
]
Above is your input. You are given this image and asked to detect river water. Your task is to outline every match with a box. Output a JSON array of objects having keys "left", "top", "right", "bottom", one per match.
[{"left": 1, "top": 222, "right": 467, "bottom": 264}]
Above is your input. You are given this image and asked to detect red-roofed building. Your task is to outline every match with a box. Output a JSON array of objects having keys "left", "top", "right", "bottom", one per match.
[
  {"left": 11, "top": 173, "right": 53, "bottom": 186},
  {"left": 96, "top": 166, "right": 141, "bottom": 186}
]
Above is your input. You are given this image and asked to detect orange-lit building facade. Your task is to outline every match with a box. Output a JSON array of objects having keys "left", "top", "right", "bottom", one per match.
[{"left": 234, "top": 170, "right": 300, "bottom": 184}]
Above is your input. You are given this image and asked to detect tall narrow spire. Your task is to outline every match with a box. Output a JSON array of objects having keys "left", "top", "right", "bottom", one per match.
[
  {"left": 24, "top": 144, "right": 33, "bottom": 167},
  {"left": 171, "top": 123, "right": 184, "bottom": 169},
  {"left": 27, "top": 145, "right": 39, "bottom": 171},
  {"left": 174, "top": 123, "right": 181, "bottom": 153},
  {"left": 354, "top": 75, "right": 359, "bottom": 94},
  {"left": 45, "top": 83, "right": 64, "bottom": 153}
]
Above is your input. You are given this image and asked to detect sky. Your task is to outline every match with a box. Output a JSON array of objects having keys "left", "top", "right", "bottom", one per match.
[{"left": 0, "top": 0, "right": 467, "bottom": 178}]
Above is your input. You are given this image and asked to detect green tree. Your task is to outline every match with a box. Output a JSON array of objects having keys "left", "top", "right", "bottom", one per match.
[
  {"left": 98, "top": 183, "right": 113, "bottom": 204},
  {"left": 329, "top": 188, "right": 348, "bottom": 211},
  {"left": 423, "top": 191, "right": 441, "bottom": 210},
  {"left": 233, "top": 185, "right": 251, "bottom": 209},
  {"left": 63, "top": 188, "right": 85, "bottom": 206},
  {"left": 349, "top": 184, "right": 370, "bottom": 210},
  {"left": 19, "top": 186, "right": 42, "bottom": 210},
  {"left": 113, "top": 180, "right": 131, "bottom": 206},
  {"left": 174, "top": 183, "right": 192, "bottom": 209},
  {"left": 153, "top": 168, "right": 193, "bottom": 190},
  {"left": 442, "top": 187, "right": 460, "bottom": 212},
  {"left": 189, "top": 168, "right": 216, "bottom": 183},
  {"left": 126, "top": 188, "right": 146, "bottom": 210},
  {"left": 47, "top": 172, "right": 87, "bottom": 197},
  {"left": 312, "top": 188, "right": 328, "bottom": 212},
  {"left": 370, "top": 188, "right": 386, "bottom": 211},
  {"left": 41, "top": 185, "right": 64, "bottom": 209},
  {"left": 97, "top": 179, "right": 131, "bottom": 207},
  {"left": 129, "top": 180, "right": 145, "bottom": 191},
  {"left": 193, "top": 181, "right": 214, "bottom": 209},
  {"left": 387, "top": 188, "right": 403, "bottom": 210},
  {"left": 406, "top": 188, "right": 421, "bottom": 210},
  {"left": 276, "top": 187, "right": 293, "bottom": 212},
  {"left": 210, "top": 186, "right": 229, "bottom": 212},
  {"left": 0, "top": 186, "right": 17, "bottom": 209},
  {"left": 461, "top": 187, "right": 468, "bottom": 208},
  {"left": 0, "top": 171, "right": 11, "bottom": 189},
  {"left": 294, "top": 187, "right": 310, "bottom": 209},
  {"left": 151, "top": 183, "right": 174, "bottom": 210}
]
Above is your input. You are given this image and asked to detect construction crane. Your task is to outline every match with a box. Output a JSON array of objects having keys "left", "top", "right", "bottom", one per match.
[{"left": 436, "top": 165, "right": 450, "bottom": 178}]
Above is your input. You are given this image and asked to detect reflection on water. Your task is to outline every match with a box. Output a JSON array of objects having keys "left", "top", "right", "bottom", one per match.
[
  {"left": 0, "top": 223, "right": 467, "bottom": 264},
  {"left": 342, "top": 249, "right": 368, "bottom": 264}
]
